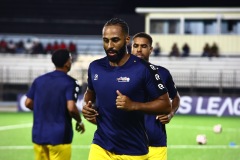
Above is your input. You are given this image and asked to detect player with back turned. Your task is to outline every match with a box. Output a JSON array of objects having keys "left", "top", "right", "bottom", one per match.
[
  {"left": 132, "top": 32, "right": 180, "bottom": 160},
  {"left": 82, "top": 18, "right": 171, "bottom": 160},
  {"left": 25, "top": 49, "right": 85, "bottom": 160}
]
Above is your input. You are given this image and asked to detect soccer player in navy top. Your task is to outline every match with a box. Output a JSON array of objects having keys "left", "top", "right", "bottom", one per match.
[
  {"left": 82, "top": 18, "right": 171, "bottom": 160},
  {"left": 25, "top": 49, "right": 85, "bottom": 160},
  {"left": 132, "top": 32, "right": 180, "bottom": 160}
]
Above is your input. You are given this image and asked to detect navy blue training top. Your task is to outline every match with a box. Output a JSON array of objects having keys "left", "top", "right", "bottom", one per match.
[
  {"left": 145, "top": 66, "right": 178, "bottom": 147},
  {"left": 26, "top": 70, "right": 80, "bottom": 145},
  {"left": 87, "top": 54, "right": 168, "bottom": 155}
]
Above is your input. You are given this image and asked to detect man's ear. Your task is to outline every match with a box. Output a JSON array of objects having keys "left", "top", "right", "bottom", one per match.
[
  {"left": 65, "top": 64, "right": 69, "bottom": 69},
  {"left": 126, "top": 36, "right": 131, "bottom": 45},
  {"left": 150, "top": 46, "right": 153, "bottom": 53},
  {"left": 64, "top": 61, "right": 70, "bottom": 70}
]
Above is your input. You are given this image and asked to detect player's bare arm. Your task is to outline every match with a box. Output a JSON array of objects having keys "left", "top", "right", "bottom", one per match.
[
  {"left": 25, "top": 98, "right": 33, "bottom": 110},
  {"left": 67, "top": 100, "right": 85, "bottom": 134},
  {"left": 157, "top": 92, "right": 180, "bottom": 124},
  {"left": 82, "top": 88, "right": 98, "bottom": 124},
  {"left": 116, "top": 90, "right": 171, "bottom": 114}
]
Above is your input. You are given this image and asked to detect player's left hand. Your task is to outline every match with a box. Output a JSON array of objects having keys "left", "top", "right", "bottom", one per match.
[
  {"left": 116, "top": 90, "right": 134, "bottom": 111},
  {"left": 76, "top": 121, "right": 85, "bottom": 134},
  {"left": 156, "top": 111, "right": 174, "bottom": 124}
]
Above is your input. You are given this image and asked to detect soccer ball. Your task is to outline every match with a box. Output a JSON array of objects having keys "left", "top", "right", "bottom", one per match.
[
  {"left": 213, "top": 124, "right": 222, "bottom": 133},
  {"left": 196, "top": 134, "right": 207, "bottom": 145}
]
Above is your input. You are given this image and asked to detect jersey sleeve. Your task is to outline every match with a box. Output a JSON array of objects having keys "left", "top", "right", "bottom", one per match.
[
  {"left": 145, "top": 63, "right": 168, "bottom": 100},
  {"left": 26, "top": 80, "right": 36, "bottom": 99},
  {"left": 66, "top": 79, "right": 80, "bottom": 101},
  {"left": 165, "top": 70, "right": 178, "bottom": 99},
  {"left": 87, "top": 62, "right": 94, "bottom": 91}
]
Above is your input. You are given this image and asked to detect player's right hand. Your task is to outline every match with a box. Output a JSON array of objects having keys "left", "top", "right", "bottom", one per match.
[
  {"left": 76, "top": 121, "right": 85, "bottom": 134},
  {"left": 82, "top": 101, "right": 98, "bottom": 124}
]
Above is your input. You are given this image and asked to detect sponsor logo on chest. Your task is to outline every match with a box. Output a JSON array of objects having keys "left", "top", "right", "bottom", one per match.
[{"left": 116, "top": 77, "right": 130, "bottom": 82}]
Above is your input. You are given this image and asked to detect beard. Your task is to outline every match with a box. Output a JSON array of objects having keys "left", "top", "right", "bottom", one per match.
[{"left": 105, "top": 43, "right": 127, "bottom": 63}]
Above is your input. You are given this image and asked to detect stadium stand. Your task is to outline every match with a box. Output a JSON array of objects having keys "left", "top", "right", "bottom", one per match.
[
  {"left": 0, "top": 34, "right": 104, "bottom": 55},
  {"left": 149, "top": 57, "right": 240, "bottom": 89},
  {"left": 1, "top": 53, "right": 239, "bottom": 101}
]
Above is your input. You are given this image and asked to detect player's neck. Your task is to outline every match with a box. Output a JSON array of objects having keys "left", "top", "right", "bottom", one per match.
[{"left": 55, "top": 68, "right": 68, "bottom": 73}]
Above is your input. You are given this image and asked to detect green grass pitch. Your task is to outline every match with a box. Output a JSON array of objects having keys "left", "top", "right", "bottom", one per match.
[{"left": 0, "top": 112, "right": 239, "bottom": 160}]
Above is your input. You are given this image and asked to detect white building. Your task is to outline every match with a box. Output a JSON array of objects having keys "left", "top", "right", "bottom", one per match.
[{"left": 135, "top": 7, "right": 240, "bottom": 56}]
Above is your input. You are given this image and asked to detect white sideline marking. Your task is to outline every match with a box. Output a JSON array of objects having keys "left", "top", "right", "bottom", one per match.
[
  {"left": 0, "top": 123, "right": 32, "bottom": 131},
  {"left": 168, "top": 145, "right": 240, "bottom": 149},
  {"left": 0, "top": 145, "right": 239, "bottom": 150},
  {"left": 169, "top": 125, "right": 240, "bottom": 132},
  {"left": 0, "top": 145, "right": 91, "bottom": 150}
]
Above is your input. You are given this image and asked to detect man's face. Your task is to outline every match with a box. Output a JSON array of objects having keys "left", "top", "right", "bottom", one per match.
[
  {"left": 102, "top": 25, "right": 129, "bottom": 63},
  {"left": 132, "top": 37, "right": 153, "bottom": 62}
]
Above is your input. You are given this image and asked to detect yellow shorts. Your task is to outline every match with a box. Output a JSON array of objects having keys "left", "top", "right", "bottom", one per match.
[
  {"left": 148, "top": 146, "right": 167, "bottom": 160},
  {"left": 33, "top": 143, "right": 71, "bottom": 160},
  {"left": 88, "top": 144, "right": 148, "bottom": 160}
]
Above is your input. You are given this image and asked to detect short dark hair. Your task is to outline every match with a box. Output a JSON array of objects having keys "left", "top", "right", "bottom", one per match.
[
  {"left": 51, "top": 49, "right": 71, "bottom": 68},
  {"left": 133, "top": 32, "right": 153, "bottom": 46},
  {"left": 104, "top": 18, "right": 129, "bottom": 35}
]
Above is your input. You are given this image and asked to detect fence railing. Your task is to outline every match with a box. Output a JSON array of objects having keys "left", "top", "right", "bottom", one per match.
[
  {"left": 0, "top": 55, "right": 239, "bottom": 100},
  {"left": 1, "top": 66, "right": 238, "bottom": 89}
]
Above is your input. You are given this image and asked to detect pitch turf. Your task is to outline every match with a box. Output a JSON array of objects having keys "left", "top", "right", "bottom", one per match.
[{"left": 0, "top": 112, "right": 239, "bottom": 160}]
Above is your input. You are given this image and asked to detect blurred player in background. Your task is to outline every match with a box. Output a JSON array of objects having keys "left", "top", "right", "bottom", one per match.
[
  {"left": 25, "top": 49, "right": 85, "bottom": 160},
  {"left": 132, "top": 32, "right": 180, "bottom": 160},
  {"left": 82, "top": 18, "right": 171, "bottom": 160}
]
